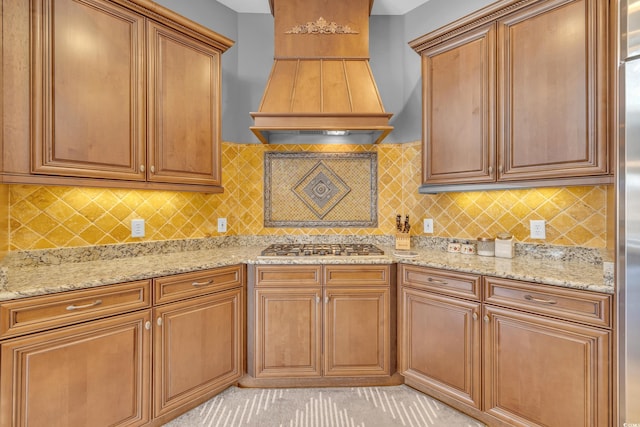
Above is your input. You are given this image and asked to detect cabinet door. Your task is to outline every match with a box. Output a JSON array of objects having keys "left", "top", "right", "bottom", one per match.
[
  {"left": 153, "top": 288, "right": 243, "bottom": 418},
  {"left": 324, "top": 287, "right": 390, "bottom": 377},
  {"left": 30, "top": 0, "right": 146, "bottom": 180},
  {"left": 147, "top": 21, "right": 222, "bottom": 186},
  {"left": 497, "top": 0, "right": 609, "bottom": 180},
  {"left": 483, "top": 305, "right": 611, "bottom": 427},
  {"left": 422, "top": 24, "right": 496, "bottom": 184},
  {"left": 0, "top": 311, "right": 151, "bottom": 427},
  {"left": 254, "top": 287, "right": 322, "bottom": 378},
  {"left": 399, "top": 287, "right": 481, "bottom": 409}
]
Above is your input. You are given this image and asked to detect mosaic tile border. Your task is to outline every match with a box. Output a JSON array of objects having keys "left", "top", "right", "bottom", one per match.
[{"left": 264, "top": 152, "right": 378, "bottom": 228}]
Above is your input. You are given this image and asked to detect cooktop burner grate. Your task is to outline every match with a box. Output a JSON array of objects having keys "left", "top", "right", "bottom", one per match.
[{"left": 259, "top": 243, "right": 384, "bottom": 257}]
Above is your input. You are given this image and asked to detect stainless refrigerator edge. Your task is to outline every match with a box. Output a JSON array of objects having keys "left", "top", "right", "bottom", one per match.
[{"left": 619, "top": 0, "right": 640, "bottom": 424}]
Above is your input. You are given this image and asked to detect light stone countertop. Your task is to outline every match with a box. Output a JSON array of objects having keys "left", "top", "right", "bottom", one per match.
[{"left": 0, "top": 244, "right": 612, "bottom": 302}]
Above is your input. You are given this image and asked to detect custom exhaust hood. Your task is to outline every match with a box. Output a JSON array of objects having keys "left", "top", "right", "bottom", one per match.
[{"left": 250, "top": 0, "right": 393, "bottom": 144}]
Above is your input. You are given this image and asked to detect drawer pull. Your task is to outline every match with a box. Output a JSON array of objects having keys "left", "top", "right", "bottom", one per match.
[
  {"left": 192, "top": 280, "right": 214, "bottom": 287},
  {"left": 427, "top": 277, "right": 448, "bottom": 285},
  {"left": 524, "top": 294, "right": 558, "bottom": 305},
  {"left": 66, "top": 299, "right": 102, "bottom": 311}
]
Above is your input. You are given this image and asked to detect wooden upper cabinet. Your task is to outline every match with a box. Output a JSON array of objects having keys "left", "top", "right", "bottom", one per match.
[
  {"left": 22, "top": 0, "right": 232, "bottom": 191},
  {"left": 497, "top": 0, "right": 609, "bottom": 181},
  {"left": 411, "top": 0, "right": 610, "bottom": 188},
  {"left": 421, "top": 24, "right": 496, "bottom": 185},
  {"left": 30, "top": 0, "right": 146, "bottom": 180},
  {"left": 146, "top": 21, "right": 222, "bottom": 186}
]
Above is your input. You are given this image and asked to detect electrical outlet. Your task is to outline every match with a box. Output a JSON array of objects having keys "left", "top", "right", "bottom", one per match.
[
  {"left": 423, "top": 218, "right": 434, "bottom": 234},
  {"left": 217, "top": 218, "right": 227, "bottom": 233},
  {"left": 530, "top": 220, "right": 546, "bottom": 239},
  {"left": 131, "top": 219, "right": 145, "bottom": 238}
]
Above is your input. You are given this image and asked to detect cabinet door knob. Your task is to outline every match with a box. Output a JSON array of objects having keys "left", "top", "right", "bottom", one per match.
[
  {"left": 145, "top": 321, "right": 151, "bottom": 330},
  {"left": 325, "top": 296, "right": 329, "bottom": 304},
  {"left": 150, "top": 165, "right": 155, "bottom": 173},
  {"left": 472, "top": 312, "right": 478, "bottom": 321},
  {"left": 315, "top": 296, "right": 320, "bottom": 304},
  {"left": 488, "top": 166, "right": 493, "bottom": 175},
  {"left": 157, "top": 317, "right": 163, "bottom": 326},
  {"left": 498, "top": 165, "right": 503, "bottom": 174},
  {"left": 140, "top": 165, "right": 145, "bottom": 172},
  {"left": 483, "top": 314, "right": 490, "bottom": 323}
]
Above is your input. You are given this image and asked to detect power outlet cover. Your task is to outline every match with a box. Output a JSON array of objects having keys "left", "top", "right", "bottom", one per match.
[
  {"left": 423, "top": 218, "right": 434, "bottom": 234},
  {"left": 131, "top": 219, "right": 145, "bottom": 238},
  {"left": 530, "top": 220, "right": 546, "bottom": 239}
]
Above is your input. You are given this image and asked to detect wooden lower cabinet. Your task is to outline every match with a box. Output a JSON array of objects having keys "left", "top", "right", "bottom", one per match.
[
  {"left": 483, "top": 305, "right": 611, "bottom": 427},
  {"left": 248, "top": 264, "right": 396, "bottom": 384},
  {"left": 153, "top": 287, "right": 244, "bottom": 420},
  {"left": 0, "top": 310, "right": 152, "bottom": 427},
  {"left": 324, "top": 287, "right": 390, "bottom": 377},
  {"left": 254, "top": 287, "right": 322, "bottom": 378},
  {"left": 399, "top": 286, "right": 481, "bottom": 409},
  {"left": 398, "top": 265, "right": 612, "bottom": 427},
  {"left": 0, "top": 265, "right": 245, "bottom": 427}
]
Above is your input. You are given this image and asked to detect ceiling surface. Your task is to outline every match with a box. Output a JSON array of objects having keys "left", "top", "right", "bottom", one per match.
[{"left": 215, "top": 0, "right": 431, "bottom": 15}]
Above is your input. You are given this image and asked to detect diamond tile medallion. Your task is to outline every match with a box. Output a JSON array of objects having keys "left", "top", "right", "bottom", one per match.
[
  {"left": 264, "top": 152, "right": 377, "bottom": 228},
  {"left": 294, "top": 162, "right": 351, "bottom": 218}
]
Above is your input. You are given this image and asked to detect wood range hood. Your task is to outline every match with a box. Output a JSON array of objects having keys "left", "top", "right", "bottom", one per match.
[{"left": 250, "top": 0, "right": 393, "bottom": 144}]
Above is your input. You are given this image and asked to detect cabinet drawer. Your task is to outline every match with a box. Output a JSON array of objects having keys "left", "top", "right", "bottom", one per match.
[
  {"left": 325, "top": 265, "right": 390, "bottom": 287},
  {"left": 154, "top": 265, "right": 243, "bottom": 305},
  {"left": 484, "top": 277, "right": 612, "bottom": 328},
  {"left": 0, "top": 280, "right": 151, "bottom": 339},
  {"left": 254, "top": 265, "right": 321, "bottom": 287},
  {"left": 399, "top": 265, "right": 481, "bottom": 300}
]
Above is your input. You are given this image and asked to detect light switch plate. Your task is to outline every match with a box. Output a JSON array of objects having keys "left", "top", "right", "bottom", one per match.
[
  {"left": 423, "top": 218, "right": 434, "bottom": 234},
  {"left": 217, "top": 218, "right": 227, "bottom": 233},
  {"left": 131, "top": 219, "right": 145, "bottom": 238}
]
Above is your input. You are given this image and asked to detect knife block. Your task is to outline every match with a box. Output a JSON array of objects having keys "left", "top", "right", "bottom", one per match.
[{"left": 395, "top": 233, "right": 411, "bottom": 250}]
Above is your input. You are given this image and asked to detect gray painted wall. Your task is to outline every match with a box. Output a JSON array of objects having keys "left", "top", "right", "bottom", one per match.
[{"left": 153, "top": 0, "right": 496, "bottom": 143}]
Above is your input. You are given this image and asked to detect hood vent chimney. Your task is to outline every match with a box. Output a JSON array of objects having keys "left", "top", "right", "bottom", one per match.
[{"left": 250, "top": 0, "right": 393, "bottom": 144}]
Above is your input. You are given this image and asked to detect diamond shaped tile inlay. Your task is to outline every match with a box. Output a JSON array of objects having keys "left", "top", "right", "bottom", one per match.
[{"left": 294, "top": 163, "right": 351, "bottom": 218}]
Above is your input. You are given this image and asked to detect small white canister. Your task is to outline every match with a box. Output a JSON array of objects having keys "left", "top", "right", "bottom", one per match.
[{"left": 495, "top": 233, "right": 514, "bottom": 258}]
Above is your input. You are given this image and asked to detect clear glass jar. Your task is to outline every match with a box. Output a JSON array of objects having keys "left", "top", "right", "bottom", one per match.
[
  {"left": 495, "top": 233, "right": 514, "bottom": 258},
  {"left": 476, "top": 237, "right": 495, "bottom": 256}
]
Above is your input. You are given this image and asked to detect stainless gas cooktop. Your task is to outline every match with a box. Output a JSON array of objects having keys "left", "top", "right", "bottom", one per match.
[{"left": 259, "top": 243, "right": 384, "bottom": 257}]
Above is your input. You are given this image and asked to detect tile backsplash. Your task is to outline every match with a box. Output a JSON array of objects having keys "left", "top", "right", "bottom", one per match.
[{"left": 6, "top": 141, "right": 611, "bottom": 251}]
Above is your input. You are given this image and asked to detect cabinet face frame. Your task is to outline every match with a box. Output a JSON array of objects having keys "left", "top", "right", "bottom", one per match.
[
  {"left": 0, "top": 310, "right": 152, "bottom": 427},
  {"left": 146, "top": 20, "right": 222, "bottom": 186},
  {"left": 483, "top": 304, "right": 611, "bottom": 427},
  {"left": 152, "top": 287, "right": 243, "bottom": 418},
  {"left": 323, "top": 286, "right": 390, "bottom": 377},
  {"left": 497, "top": 0, "right": 609, "bottom": 180},
  {"left": 30, "top": 0, "right": 147, "bottom": 180},
  {"left": 253, "top": 287, "right": 323, "bottom": 378},
  {"left": 398, "top": 283, "right": 482, "bottom": 409},
  {"left": 421, "top": 23, "right": 496, "bottom": 185}
]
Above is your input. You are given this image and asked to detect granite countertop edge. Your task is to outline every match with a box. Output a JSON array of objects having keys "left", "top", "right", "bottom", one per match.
[{"left": 0, "top": 245, "right": 613, "bottom": 302}]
